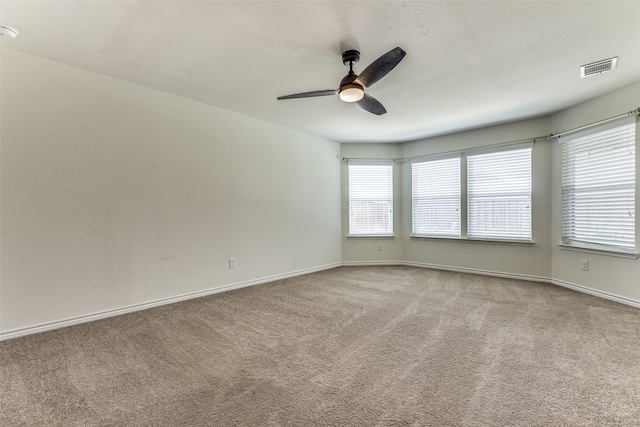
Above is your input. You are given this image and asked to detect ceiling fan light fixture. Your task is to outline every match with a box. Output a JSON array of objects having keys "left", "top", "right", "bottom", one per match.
[{"left": 339, "top": 84, "right": 364, "bottom": 102}]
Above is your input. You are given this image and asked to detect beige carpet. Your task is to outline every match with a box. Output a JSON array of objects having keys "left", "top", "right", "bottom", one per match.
[{"left": 1, "top": 266, "right": 640, "bottom": 426}]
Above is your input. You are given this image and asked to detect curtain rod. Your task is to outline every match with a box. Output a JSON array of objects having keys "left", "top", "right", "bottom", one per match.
[
  {"left": 404, "top": 137, "right": 544, "bottom": 162},
  {"left": 342, "top": 157, "right": 404, "bottom": 162},
  {"left": 343, "top": 136, "right": 548, "bottom": 163},
  {"left": 342, "top": 107, "right": 639, "bottom": 163},
  {"left": 547, "top": 107, "right": 639, "bottom": 140}
]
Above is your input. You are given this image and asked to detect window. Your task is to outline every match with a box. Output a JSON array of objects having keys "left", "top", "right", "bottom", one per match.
[
  {"left": 411, "top": 146, "right": 533, "bottom": 241},
  {"left": 561, "top": 118, "right": 636, "bottom": 253},
  {"left": 467, "top": 146, "right": 532, "bottom": 240},
  {"left": 412, "top": 156, "right": 461, "bottom": 237},
  {"left": 348, "top": 164, "right": 393, "bottom": 236}
]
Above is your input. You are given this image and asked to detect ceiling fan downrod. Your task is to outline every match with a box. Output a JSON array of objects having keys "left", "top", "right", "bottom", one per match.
[{"left": 339, "top": 50, "right": 364, "bottom": 102}]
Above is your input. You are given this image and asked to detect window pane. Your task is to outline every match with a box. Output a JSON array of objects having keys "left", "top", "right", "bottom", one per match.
[
  {"left": 562, "top": 120, "right": 636, "bottom": 250},
  {"left": 468, "top": 147, "right": 532, "bottom": 240},
  {"left": 412, "top": 157, "right": 461, "bottom": 237},
  {"left": 348, "top": 164, "right": 393, "bottom": 235}
]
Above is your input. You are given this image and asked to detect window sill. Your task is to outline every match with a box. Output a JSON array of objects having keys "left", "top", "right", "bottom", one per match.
[
  {"left": 411, "top": 235, "right": 534, "bottom": 246},
  {"left": 558, "top": 243, "right": 639, "bottom": 259},
  {"left": 347, "top": 234, "right": 395, "bottom": 239}
]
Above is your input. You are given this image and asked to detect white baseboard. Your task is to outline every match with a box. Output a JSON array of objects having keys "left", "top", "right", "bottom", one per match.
[
  {"left": 551, "top": 278, "right": 640, "bottom": 309},
  {"left": 350, "top": 260, "right": 640, "bottom": 309},
  {"left": 0, "top": 262, "right": 342, "bottom": 342},
  {"left": 342, "top": 260, "right": 403, "bottom": 267},
  {"left": 3, "top": 261, "right": 638, "bottom": 341},
  {"left": 401, "top": 261, "right": 551, "bottom": 283}
]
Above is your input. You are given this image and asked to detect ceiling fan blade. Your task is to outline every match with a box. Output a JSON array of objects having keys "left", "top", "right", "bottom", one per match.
[
  {"left": 355, "top": 47, "right": 406, "bottom": 88},
  {"left": 356, "top": 94, "right": 387, "bottom": 115},
  {"left": 277, "top": 90, "right": 337, "bottom": 100}
]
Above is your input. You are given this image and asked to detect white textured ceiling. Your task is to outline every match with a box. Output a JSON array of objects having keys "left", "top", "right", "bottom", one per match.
[{"left": 2, "top": 1, "right": 640, "bottom": 143}]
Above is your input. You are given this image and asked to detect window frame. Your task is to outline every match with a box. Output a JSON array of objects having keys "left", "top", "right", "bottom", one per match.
[
  {"left": 467, "top": 144, "right": 533, "bottom": 242},
  {"left": 560, "top": 117, "right": 637, "bottom": 257},
  {"left": 411, "top": 154, "right": 462, "bottom": 238},
  {"left": 410, "top": 145, "right": 534, "bottom": 245},
  {"left": 347, "top": 162, "right": 394, "bottom": 237}
]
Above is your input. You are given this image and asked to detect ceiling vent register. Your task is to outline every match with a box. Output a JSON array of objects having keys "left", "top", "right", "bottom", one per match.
[{"left": 580, "top": 57, "right": 617, "bottom": 78}]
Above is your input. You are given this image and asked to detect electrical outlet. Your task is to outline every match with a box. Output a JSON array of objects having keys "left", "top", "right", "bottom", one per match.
[
  {"left": 581, "top": 259, "right": 589, "bottom": 271},
  {"left": 229, "top": 258, "right": 236, "bottom": 269},
  {"left": 378, "top": 243, "right": 383, "bottom": 251}
]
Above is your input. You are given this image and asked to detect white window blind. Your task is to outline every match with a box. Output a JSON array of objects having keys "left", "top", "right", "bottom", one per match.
[
  {"left": 561, "top": 118, "right": 636, "bottom": 251},
  {"left": 467, "top": 146, "right": 532, "bottom": 240},
  {"left": 412, "top": 156, "right": 461, "bottom": 237},
  {"left": 348, "top": 164, "right": 393, "bottom": 235}
]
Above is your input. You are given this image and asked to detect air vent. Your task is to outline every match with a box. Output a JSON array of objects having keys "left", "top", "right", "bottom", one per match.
[{"left": 580, "top": 57, "right": 617, "bottom": 78}]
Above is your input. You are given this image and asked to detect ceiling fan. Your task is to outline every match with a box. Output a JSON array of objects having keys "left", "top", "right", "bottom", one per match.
[{"left": 277, "top": 47, "right": 406, "bottom": 115}]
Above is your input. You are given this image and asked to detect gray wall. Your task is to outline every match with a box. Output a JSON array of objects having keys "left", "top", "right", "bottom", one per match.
[
  {"left": 400, "top": 117, "right": 552, "bottom": 279},
  {"left": 342, "top": 81, "right": 640, "bottom": 303},
  {"left": 342, "top": 117, "right": 552, "bottom": 279},
  {"left": 550, "top": 82, "right": 640, "bottom": 302},
  {"left": 341, "top": 143, "right": 403, "bottom": 264},
  {"left": 1, "top": 49, "right": 342, "bottom": 335}
]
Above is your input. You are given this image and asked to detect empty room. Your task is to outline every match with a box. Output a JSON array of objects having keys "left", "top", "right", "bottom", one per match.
[{"left": 1, "top": 1, "right": 639, "bottom": 425}]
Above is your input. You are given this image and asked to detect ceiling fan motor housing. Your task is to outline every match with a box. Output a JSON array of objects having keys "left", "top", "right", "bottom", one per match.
[
  {"left": 340, "top": 72, "right": 358, "bottom": 87},
  {"left": 342, "top": 50, "right": 360, "bottom": 66}
]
